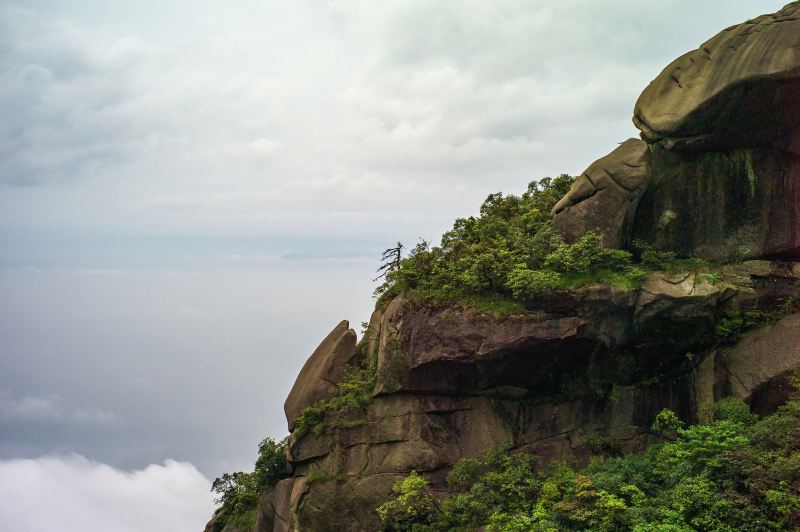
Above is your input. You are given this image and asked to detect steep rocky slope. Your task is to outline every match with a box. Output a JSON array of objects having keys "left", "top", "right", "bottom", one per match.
[
  {"left": 265, "top": 263, "right": 799, "bottom": 531},
  {"left": 207, "top": 4, "right": 800, "bottom": 531}
]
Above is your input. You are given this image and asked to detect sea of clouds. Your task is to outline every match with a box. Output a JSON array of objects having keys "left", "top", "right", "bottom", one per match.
[{"left": 0, "top": 455, "right": 214, "bottom": 532}]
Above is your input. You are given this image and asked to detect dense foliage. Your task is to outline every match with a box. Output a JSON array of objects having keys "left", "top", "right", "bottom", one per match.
[
  {"left": 377, "top": 471, "right": 442, "bottom": 530},
  {"left": 210, "top": 437, "right": 289, "bottom": 530},
  {"left": 373, "top": 175, "right": 681, "bottom": 314},
  {"left": 377, "top": 391, "right": 800, "bottom": 531}
]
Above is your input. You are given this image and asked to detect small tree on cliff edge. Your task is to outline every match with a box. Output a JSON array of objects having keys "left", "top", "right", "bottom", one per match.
[{"left": 374, "top": 241, "right": 404, "bottom": 281}]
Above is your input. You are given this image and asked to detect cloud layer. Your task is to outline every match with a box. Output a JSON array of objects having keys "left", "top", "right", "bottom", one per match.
[
  {"left": 2, "top": 1, "right": 788, "bottom": 245},
  {"left": 0, "top": 389, "right": 115, "bottom": 424},
  {"left": 0, "top": 455, "right": 214, "bottom": 532}
]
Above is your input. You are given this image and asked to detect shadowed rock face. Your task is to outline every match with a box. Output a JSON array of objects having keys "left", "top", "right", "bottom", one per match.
[{"left": 631, "top": 143, "right": 800, "bottom": 260}]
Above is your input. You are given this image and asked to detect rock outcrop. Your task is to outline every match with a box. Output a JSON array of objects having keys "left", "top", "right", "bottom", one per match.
[
  {"left": 554, "top": 2, "right": 800, "bottom": 260},
  {"left": 631, "top": 139, "right": 800, "bottom": 261},
  {"left": 284, "top": 321, "right": 358, "bottom": 431},
  {"left": 725, "top": 311, "right": 800, "bottom": 414},
  {"left": 552, "top": 138, "right": 650, "bottom": 248},
  {"left": 633, "top": 3, "right": 800, "bottom": 151},
  {"left": 258, "top": 262, "right": 798, "bottom": 531},
  {"left": 209, "top": 4, "right": 800, "bottom": 531}
]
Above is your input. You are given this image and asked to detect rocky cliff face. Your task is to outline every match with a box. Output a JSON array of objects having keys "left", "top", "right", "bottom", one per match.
[
  {"left": 265, "top": 263, "right": 799, "bottom": 531},
  {"left": 208, "top": 4, "right": 800, "bottom": 531},
  {"left": 556, "top": 2, "right": 800, "bottom": 262}
]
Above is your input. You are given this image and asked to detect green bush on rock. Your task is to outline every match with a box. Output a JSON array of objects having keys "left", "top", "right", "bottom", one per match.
[
  {"left": 377, "top": 392, "right": 800, "bottom": 531},
  {"left": 210, "top": 437, "right": 289, "bottom": 530},
  {"left": 374, "top": 175, "right": 577, "bottom": 312},
  {"left": 376, "top": 471, "right": 441, "bottom": 531},
  {"left": 293, "top": 359, "right": 378, "bottom": 437},
  {"left": 373, "top": 175, "right": 715, "bottom": 315}
]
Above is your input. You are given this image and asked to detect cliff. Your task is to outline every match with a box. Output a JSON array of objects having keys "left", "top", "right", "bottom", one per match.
[{"left": 207, "top": 3, "right": 800, "bottom": 531}]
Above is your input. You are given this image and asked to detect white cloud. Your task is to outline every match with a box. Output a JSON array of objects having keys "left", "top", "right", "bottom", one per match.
[
  {"left": 0, "top": 0, "right": 788, "bottom": 244},
  {"left": 0, "top": 7, "right": 165, "bottom": 186},
  {"left": 0, "top": 391, "right": 59, "bottom": 420},
  {"left": 0, "top": 389, "right": 115, "bottom": 424},
  {"left": 0, "top": 455, "right": 214, "bottom": 532}
]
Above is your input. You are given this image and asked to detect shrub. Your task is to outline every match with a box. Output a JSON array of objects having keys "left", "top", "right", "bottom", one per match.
[
  {"left": 377, "top": 471, "right": 440, "bottom": 531},
  {"left": 507, "top": 267, "right": 562, "bottom": 299},
  {"left": 634, "top": 239, "right": 678, "bottom": 271},
  {"left": 294, "top": 360, "right": 377, "bottom": 436},
  {"left": 706, "top": 397, "right": 757, "bottom": 425},
  {"left": 211, "top": 437, "right": 289, "bottom": 530},
  {"left": 254, "top": 436, "right": 290, "bottom": 487},
  {"left": 544, "top": 232, "right": 632, "bottom": 274},
  {"left": 652, "top": 408, "right": 684, "bottom": 435}
]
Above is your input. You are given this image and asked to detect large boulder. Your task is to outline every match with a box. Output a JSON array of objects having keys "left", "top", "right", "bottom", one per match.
[
  {"left": 284, "top": 321, "right": 358, "bottom": 431},
  {"left": 554, "top": 3, "right": 800, "bottom": 261},
  {"left": 634, "top": 270, "right": 757, "bottom": 325},
  {"left": 628, "top": 3, "right": 800, "bottom": 261},
  {"left": 633, "top": 2, "right": 800, "bottom": 151},
  {"left": 725, "top": 312, "right": 800, "bottom": 413},
  {"left": 552, "top": 138, "right": 650, "bottom": 248}
]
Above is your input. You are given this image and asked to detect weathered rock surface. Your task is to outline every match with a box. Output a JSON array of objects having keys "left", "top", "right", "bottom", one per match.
[
  {"left": 553, "top": 3, "right": 800, "bottom": 260},
  {"left": 631, "top": 3, "right": 800, "bottom": 260},
  {"left": 262, "top": 262, "right": 799, "bottom": 531},
  {"left": 284, "top": 321, "right": 358, "bottom": 431},
  {"left": 635, "top": 269, "right": 757, "bottom": 324},
  {"left": 726, "top": 312, "right": 800, "bottom": 411},
  {"left": 552, "top": 138, "right": 650, "bottom": 248},
  {"left": 630, "top": 143, "right": 800, "bottom": 261},
  {"left": 633, "top": 2, "right": 800, "bottom": 151}
]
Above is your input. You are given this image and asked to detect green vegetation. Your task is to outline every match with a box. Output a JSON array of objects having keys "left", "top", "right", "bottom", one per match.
[
  {"left": 634, "top": 240, "right": 709, "bottom": 272},
  {"left": 293, "top": 358, "right": 378, "bottom": 437},
  {"left": 374, "top": 176, "right": 713, "bottom": 315},
  {"left": 373, "top": 174, "right": 578, "bottom": 312},
  {"left": 377, "top": 471, "right": 442, "bottom": 531},
  {"left": 210, "top": 437, "right": 289, "bottom": 530},
  {"left": 377, "top": 390, "right": 800, "bottom": 531},
  {"left": 715, "top": 296, "right": 799, "bottom": 345},
  {"left": 305, "top": 467, "right": 348, "bottom": 484}
]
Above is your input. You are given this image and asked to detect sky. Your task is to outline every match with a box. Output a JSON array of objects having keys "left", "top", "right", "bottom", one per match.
[{"left": 0, "top": 1, "right": 789, "bottom": 530}]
